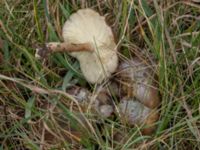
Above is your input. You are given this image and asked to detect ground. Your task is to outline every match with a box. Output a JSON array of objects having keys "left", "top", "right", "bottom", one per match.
[{"left": 0, "top": 0, "right": 200, "bottom": 149}]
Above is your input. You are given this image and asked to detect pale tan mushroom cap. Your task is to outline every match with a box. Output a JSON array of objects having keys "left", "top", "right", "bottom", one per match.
[{"left": 62, "top": 9, "right": 118, "bottom": 84}]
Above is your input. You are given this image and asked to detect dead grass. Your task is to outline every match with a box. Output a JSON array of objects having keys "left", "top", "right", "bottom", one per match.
[{"left": 0, "top": 0, "right": 200, "bottom": 149}]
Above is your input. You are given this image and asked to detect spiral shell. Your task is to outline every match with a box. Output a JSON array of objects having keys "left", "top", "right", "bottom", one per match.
[{"left": 117, "top": 57, "right": 160, "bottom": 109}]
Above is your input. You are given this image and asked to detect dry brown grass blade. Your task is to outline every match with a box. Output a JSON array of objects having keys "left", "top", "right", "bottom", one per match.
[
  {"left": 0, "top": 73, "right": 100, "bottom": 141},
  {"left": 0, "top": 38, "right": 3, "bottom": 49},
  {"left": 0, "top": 38, "right": 3, "bottom": 63}
]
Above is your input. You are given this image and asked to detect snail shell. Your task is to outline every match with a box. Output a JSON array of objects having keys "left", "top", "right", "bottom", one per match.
[
  {"left": 117, "top": 98, "right": 159, "bottom": 135},
  {"left": 117, "top": 57, "right": 160, "bottom": 109},
  {"left": 66, "top": 85, "right": 114, "bottom": 118}
]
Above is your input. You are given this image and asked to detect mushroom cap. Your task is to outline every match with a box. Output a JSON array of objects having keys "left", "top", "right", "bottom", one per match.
[{"left": 62, "top": 8, "right": 118, "bottom": 84}]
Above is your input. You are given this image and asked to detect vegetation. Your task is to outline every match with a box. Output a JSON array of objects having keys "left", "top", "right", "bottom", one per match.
[{"left": 0, "top": 0, "right": 200, "bottom": 149}]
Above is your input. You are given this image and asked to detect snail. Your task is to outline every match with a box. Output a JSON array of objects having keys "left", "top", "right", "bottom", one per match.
[
  {"left": 66, "top": 85, "right": 114, "bottom": 118},
  {"left": 117, "top": 98, "right": 159, "bottom": 135},
  {"left": 115, "top": 57, "right": 160, "bottom": 135},
  {"left": 117, "top": 57, "right": 160, "bottom": 109}
]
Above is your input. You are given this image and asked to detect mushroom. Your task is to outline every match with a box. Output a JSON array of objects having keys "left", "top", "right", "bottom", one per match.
[
  {"left": 117, "top": 57, "right": 160, "bottom": 109},
  {"left": 36, "top": 8, "right": 118, "bottom": 84},
  {"left": 117, "top": 98, "right": 159, "bottom": 135}
]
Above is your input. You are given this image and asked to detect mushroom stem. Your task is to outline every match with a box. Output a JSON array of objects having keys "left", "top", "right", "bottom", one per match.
[
  {"left": 35, "top": 42, "right": 93, "bottom": 59},
  {"left": 46, "top": 42, "right": 93, "bottom": 53}
]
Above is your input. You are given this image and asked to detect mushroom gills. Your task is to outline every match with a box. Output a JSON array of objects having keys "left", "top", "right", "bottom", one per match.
[{"left": 62, "top": 9, "right": 118, "bottom": 84}]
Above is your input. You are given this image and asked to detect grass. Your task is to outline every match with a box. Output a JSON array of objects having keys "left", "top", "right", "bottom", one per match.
[{"left": 0, "top": 0, "right": 200, "bottom": 149}]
